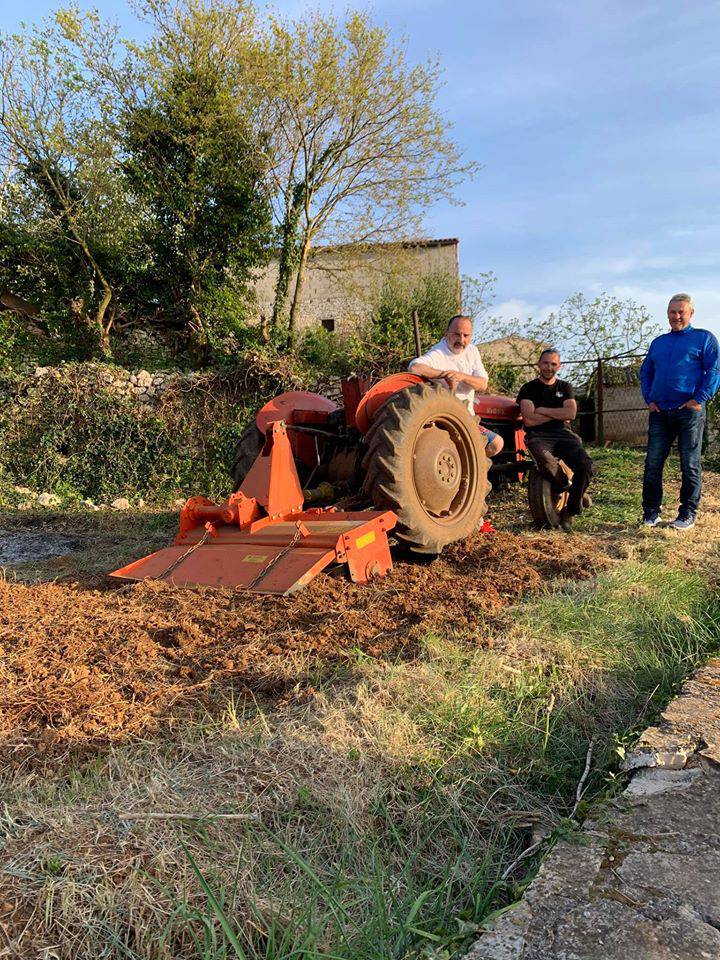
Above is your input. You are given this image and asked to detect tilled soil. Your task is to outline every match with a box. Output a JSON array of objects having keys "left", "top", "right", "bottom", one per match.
[{"left": 0, "top": 531, "right": 606, "bottom": 756}]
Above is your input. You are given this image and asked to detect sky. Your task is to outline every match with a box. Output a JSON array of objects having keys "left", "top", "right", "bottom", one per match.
[{"left": 3, "top": 0, "right": 720, "bottom": 337}]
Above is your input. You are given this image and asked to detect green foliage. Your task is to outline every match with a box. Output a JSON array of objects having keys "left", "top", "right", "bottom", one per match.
[
  {"left": 122, "top": 4, "right": 274, "bottom": 358},
  {"left": 0, "top": 365, "right": 270, "bottom": 501},
  {"left": 297, "top": 326, "right": 362, "bottom": 377},
  {"left": 0, "top": 11, "right": 143, "bottom": 355},
  {"left": 1, "top": 0, "right": 477, "bottom": 360},
  {"left": 1, "top": 377, "right": 179, "bottom": 501},
  {"left": 297, "top": 269, "right": 467, "bottom": 378},
  {"left": 485, "top": 360, "right": 525, "bottom": 397},
  {"left": 371, "top": 268, "right": 460, "bottom": 352}
]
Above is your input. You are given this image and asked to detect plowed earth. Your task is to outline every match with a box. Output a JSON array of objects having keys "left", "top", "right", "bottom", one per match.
[{"left": 0, "top": 532, "right": 606, "bottom": 757}]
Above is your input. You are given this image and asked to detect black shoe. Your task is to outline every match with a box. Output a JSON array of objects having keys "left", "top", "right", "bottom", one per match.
[{"left": 558, "top": 508, "right": 573, "bottom": 532}]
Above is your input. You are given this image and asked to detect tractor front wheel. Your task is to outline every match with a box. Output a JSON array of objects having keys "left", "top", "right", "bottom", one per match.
[
  {"left": 362, "top": 381, "right": 490, "bottom": 554},
  {"left": 230, "top": 423, "right": 264, "bottom": 492},
  {"left": 527, "top": 463, "right": 571, "bottom": 528}
]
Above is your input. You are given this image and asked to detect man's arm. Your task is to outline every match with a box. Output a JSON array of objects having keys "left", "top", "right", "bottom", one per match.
[
  {"left": 519, "top": 399, "right": 553, "bottom": 427},
  {"left": 640, "top": 350, "right": 658, "bottom": 411},
  {"left": 409, "top": 364, "right": 488, "bottom": 392},
  {"left": 409, "top": 361, "right": 448, "bottom": 381},
  {"left": 446, "top": 370, "right": 488, "bottom": 391},
  {"left": 690, "top": 332, "right": 720, "bottom": 405},
  {"left": 535, "top": 399, "right": 577, "bottom": 421}
]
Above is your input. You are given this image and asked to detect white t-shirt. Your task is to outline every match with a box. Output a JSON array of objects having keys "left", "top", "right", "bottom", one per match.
[{"left": 409, "top": 338, "right": 488, "bottom": 414}]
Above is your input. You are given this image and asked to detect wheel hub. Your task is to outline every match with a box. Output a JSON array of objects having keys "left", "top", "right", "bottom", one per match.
[{"left": 413, "top": 424, "right": 462, "bottom": 514}]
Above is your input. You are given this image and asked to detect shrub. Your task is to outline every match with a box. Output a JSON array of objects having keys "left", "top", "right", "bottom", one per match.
[{"left": 0, "top": 356, "right": 309, "bottom": 502}]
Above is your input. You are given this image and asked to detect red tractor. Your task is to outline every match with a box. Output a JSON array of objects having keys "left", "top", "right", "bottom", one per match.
[
  {"left": 111, "top": 372, "right": 566, "bottom": 595},
  {"left": 231, "top": 374, "right": 568, "bottom": 546}
]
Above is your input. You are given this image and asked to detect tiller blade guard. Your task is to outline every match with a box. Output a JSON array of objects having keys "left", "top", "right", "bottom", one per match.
[{"left": 110, "top": 420, "right": 397, "bottom": 595}]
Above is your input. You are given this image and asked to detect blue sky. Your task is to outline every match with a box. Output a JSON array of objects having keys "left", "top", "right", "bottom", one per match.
[{"left": 4, "top": 0, "right": 720, "bottom": 337}]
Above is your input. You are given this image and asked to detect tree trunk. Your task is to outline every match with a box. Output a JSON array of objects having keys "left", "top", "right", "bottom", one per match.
[
  {"left": 189, "top": 303, "right": 210, "bottom": 367},
  {"left": 271, "top": 181, "right": 305, "bottom": 330},
  {"left": 95, "top": 282, "right": 113, "bottom": 356},
  {"left": 260, "top": 314, "right": 270, "bottom": 343},
  {"left": 288, "top": 237, "right": 311, "bottom": 345}
]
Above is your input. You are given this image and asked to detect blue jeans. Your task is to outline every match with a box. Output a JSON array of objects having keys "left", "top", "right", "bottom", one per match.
[{"left": 642, "top": 406, "right": 705, "bottom": 519}]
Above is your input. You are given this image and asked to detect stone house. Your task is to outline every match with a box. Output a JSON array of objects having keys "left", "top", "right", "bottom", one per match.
[
  {"left": 477, "top": 334, "right": 547, "bottom": 366},
  {"left": 252, "top": 238, "right": 460, "bottom": 334}
]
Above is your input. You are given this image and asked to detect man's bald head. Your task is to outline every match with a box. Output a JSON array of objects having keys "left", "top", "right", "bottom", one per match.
[{"left": 445, "top": 315, "right": 473, "bottom": 354}]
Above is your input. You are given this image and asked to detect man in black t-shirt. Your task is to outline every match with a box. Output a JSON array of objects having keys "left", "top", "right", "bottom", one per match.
[{"left": 517, "top": 349, "right": 595, "bottom": 529}]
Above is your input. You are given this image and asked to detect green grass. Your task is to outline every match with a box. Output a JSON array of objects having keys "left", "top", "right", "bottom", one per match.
[{"left": 573, "top": 445, "right": 680, "bottom": 531}]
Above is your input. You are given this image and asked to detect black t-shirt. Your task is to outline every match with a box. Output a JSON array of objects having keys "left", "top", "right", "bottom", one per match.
[{"left": 516, "top": 378, "right": 575, "bottom": 434}]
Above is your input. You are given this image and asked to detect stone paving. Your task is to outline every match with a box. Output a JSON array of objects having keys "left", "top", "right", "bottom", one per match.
[{"left": 465, "top": 658, "right": 720, "bottom": 960}]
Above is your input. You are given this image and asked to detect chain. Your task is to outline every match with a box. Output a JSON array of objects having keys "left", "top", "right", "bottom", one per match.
[
  {"left": 158, "top": 524, "right": 215, "bottom": 581},
  {"left": 243, "top": 523, "right": 304, "bottom": 593},
  {"left": 156, "top": 520, "right": 306, "bottom": 592}
]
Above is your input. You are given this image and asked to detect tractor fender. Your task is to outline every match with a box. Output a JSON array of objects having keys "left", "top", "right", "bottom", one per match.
[{"left": 355, "top": 373, "right": 423, "bottom": 434}]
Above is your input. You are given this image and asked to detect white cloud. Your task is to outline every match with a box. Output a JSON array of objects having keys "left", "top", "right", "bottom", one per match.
[{"left": 492, "top": 298, "right": 559, "bottom": 326}]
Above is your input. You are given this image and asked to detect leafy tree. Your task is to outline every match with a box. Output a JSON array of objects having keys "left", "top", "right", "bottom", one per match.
[
  {"left": 0, "top": 13, "right": 138, "bottom": 355},
  {"left": 260, "top": 11, "right": 476, "bottom": 339},
  {"left": 297, "top": 268, "right": 497, "bottom": 377},
  {"left": 119, "top": 0, "right": 274, "bottom": 361},
  {"left": 493, "top": 292, "right": 660, "bottom": 380}
]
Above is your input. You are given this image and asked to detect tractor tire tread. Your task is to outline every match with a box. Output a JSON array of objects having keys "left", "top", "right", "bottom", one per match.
[
  {"left": 362, "top": 380, "right": 490, "bottom": 553},
  {"left": 230, "top": 422, "right": 264, "bottom": 492}
]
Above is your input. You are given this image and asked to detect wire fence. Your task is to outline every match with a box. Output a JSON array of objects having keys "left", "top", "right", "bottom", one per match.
[{"left": 498, "top": 351, "right": 651, "bottom": 447}]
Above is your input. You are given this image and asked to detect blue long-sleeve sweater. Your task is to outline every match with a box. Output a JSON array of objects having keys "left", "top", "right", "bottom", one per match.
[{"left": 640, "top": 325, "right": 720, "bottom": 409}]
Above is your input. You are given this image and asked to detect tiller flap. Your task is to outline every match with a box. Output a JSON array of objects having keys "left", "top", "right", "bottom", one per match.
[{"left": 110, "top": 420, "right": 398, "bottom": 595}]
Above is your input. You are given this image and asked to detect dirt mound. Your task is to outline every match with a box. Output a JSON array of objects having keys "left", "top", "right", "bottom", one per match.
[{"left": 0, "top": 532, "right": 606, "bottom": 755}]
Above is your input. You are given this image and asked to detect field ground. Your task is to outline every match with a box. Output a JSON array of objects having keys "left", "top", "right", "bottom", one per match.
[{"left": 1, "top": 447, "right": 720, "bottom": 959}]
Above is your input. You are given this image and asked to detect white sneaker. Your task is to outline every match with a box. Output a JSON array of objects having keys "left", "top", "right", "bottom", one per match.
[
  {"left": 669, "top": 515, "right": 696, "bottom": 530},
  {"left": 642, "top": 513, "right": 661, "bottom": 527}
]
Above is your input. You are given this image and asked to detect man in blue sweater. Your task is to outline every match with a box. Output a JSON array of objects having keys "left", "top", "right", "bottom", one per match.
[{"left": 640, "top": 294, "right": 720, "bottom": 529}]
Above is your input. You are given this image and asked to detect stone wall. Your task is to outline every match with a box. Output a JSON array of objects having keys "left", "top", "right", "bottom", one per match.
[
  {"left": 464, "top": 657, "right": 720, "bottom": 960},
  {"left": 252, "top": 238, "right": 460, "bottom": 334},
  {"left": 25, "top": 364, "right": 202, "bottom": 412}
]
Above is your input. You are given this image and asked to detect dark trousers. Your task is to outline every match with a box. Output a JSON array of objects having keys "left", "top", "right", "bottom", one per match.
[
  {"left": 642, "top": 407, "right": 705, "bottom": 519},
  {"left": 526, "top": 431, "right": 596, "bottom": 516}
]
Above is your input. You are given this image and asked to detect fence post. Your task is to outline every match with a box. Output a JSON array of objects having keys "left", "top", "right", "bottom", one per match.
[
  {"left": 412, "top": 309, "right": 422, "bottom": 357},
  {"left": 596, "top": 357, "right": 605, "bottom": 445}
]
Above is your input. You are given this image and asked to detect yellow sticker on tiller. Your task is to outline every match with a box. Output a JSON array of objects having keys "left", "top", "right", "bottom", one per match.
[
  {"left": 242, "top": 555, "right": 268, "bottom": 563},
  {"left": 355, "top": 531, "right": 376, "bottom": 549}
]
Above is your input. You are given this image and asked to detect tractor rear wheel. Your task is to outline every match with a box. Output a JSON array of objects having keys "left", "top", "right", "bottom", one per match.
[
  {"left": 362, "top": 381, "right": 490, "bottom": 554},
  {"left": 230, "top": 423, "right": 264, "bottom": 492},
  {"left": 527, "top": 463, "right": 571, "bottom": 528}
]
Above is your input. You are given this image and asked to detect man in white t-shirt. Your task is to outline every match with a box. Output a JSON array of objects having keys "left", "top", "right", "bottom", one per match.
[{"left": 409, "top": 314, "right": 503, "bottom": 456}]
